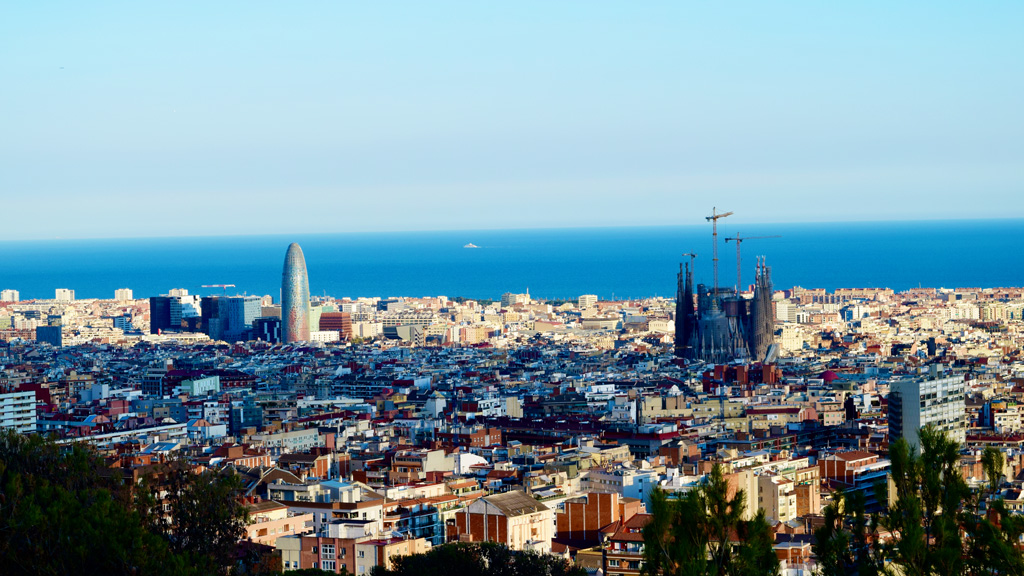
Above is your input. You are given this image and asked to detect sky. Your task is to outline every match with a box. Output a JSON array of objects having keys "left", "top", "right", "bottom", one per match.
[{"left": 2, "top": 1, "right": 1022, "bottom": 240}]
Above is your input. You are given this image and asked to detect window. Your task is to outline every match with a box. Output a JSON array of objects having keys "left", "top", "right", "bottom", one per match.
[
  {"left": 322, "top": 544, "right": 335, "bottom": 558},
  {"left": 609, "top": 560, "right": 620, "bottom": 567},
  {"left": 322, "top": 560, "right": 336, "bottom": 571},
  {"left": 358, "top": 550, "right": 365, "bottom": 558}
]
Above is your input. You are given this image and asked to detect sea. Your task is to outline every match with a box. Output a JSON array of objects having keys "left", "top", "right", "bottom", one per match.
[{"left": 0, "top": 219, "right": 1020, "bottom": 302}]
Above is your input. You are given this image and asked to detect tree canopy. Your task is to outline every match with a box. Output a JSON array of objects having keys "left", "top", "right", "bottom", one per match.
[
  {"left": 642, "top": 464, "right": 780, "bottom": 576},
  {"left": 0, "top": 430, "right": 250, "bottom": 576},
  {"left": 372, "top": 542, "right": 585, "bottom": 576}
]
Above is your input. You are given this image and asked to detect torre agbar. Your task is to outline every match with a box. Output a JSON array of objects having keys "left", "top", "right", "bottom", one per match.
[{"left": 282, "top": 243, "right": 311, "bottom": 343}]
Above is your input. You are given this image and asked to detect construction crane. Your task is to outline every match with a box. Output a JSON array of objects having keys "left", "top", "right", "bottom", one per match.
[
  {"left": 201, "top": 284, "right": 236, "bottom": 295},
  {"left": 705, "top": 208, "right": 733, "bottom": 298},
  {"left": 680, "top": 252, "right": 697, "bottom": 271},
  {"left": 724, "top": 234, "right": 780, "bottom": 293}
]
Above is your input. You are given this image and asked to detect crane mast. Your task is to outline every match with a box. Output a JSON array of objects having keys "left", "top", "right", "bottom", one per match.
[
  {"left": 705, "top": 208, "right": 734, "bottom": 302},
  {"left": 724, "top": 234, "right": 781, "bottom": 294}
]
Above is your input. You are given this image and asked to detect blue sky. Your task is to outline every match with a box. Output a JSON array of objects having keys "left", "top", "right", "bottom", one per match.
[{"left": 2, "top": 1, "right": 1022, "bottom": 239}]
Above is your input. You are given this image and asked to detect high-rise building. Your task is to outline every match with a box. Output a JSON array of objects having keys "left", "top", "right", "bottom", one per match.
[
  {"left": 150, "top": 293, "right": 202, "bottom": 334},
  {"left": 319, "top": 312, "right": 353, "bottom": 341},
  {"left": 35, "top": 325, "right": 62, "bottom": 347},
  {"left": 150, "top": 296, "right": 174, "bottom": 334},
  {"left": 308, "top": 302, "right": 324, "bottom": 335},
  {"left": 55, "top": 288, "right": 75, "bottom": 302},
  {"left": 0, "top": 289, "right": 19, "bottom": 302},
  {"left": 282, "top": 243, "right": 311, "bottom": 343},
  {"left": 220, "top": 296, "right": 262, "bottom": 342},
  {"left": 253, "top": 317, "right": 282, "bottom": 343},
  {"left": 889, "top": 367, "right": 967, "bottom": 451},
  {"left": 0, "top": 391, "right": 37, "bottom": 433},
  {"left": 578, "top": 294, "right": 598, "bottom": 309},
  {"left": 200, "top": 295, "right": 221, "bottom": 337},
  {"left": 114, "top": 288, "right": 133, "bottom": 301}
]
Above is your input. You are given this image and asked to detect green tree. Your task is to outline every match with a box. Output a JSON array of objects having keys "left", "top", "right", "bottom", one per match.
[
  {"left": 981, "top": 446, "right": 1005, "bottom": 494},
  {"left": 154, "top": 465, "right": 250, "bottom": 574},
  {"left": 0, "top": 430, "right": 196, "bottom": 576},
  {"left": 373, "top": 542, "right": 584, "bottom": 576},
  {"left": 813, "top": 490, "right": 881, "bottom": 576},
  {"left": 642, "top": 464, "right": 779, "bottom": 576},
  {"left": 880, "top": 426, "right": 1024, "bottom": 576}
]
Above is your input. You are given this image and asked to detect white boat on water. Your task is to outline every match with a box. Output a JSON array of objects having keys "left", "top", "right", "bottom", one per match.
[{"left": 464, "top": 243, "right": 479, "bottom": 248}]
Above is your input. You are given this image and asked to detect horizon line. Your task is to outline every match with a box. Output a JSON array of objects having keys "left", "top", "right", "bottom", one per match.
[{"left": 1, "top": 215, "right": 1021, "bottom": 243}]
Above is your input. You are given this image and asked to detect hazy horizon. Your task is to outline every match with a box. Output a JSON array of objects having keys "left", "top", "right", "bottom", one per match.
[{"left": 0, "top": 215, "right": 1022, "bottom": 243}]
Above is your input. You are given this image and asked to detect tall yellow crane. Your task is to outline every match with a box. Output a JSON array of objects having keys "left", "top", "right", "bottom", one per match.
[
  {"left": 705, "top": 208, "right": 733, "bottom": 298},
  {"left": 723, "top": 234, "right": 780, "bottom": 293}
]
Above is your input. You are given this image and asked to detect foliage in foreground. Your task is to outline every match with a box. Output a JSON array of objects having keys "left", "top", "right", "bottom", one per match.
[
  {"left": 372, "top": 541, "right": 586, "bottom": 576},
  {"left": 814, "top": 427, "right": 1024, "bottom": 576},
  {"left": 0, "top": 430, "right": 248, "bottom": 576},
  {"left": 642, "top": 464, "right": 781, "bottom": 576}
]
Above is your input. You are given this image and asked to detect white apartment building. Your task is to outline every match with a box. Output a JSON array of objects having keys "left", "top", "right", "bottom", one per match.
[
  {"left": 354, "top": 322, "right": 383, "bottom": 339},
  {"left": 310, "top": 330, "right": 341, "bottom": 343},
  {"left": 55, "top": 288, "right": 75, "bottom": 302},
  {"left": 888, "top": 366, "right": 967, "bottom": 450},
  {"left": 114, "top": 288, "right": 133, "bottom": 301},
  {"left": 0, "top": 391, "right": 37, "bottom": 433},
  {"left": 500, "top": 292, "right": 531, "bottom": 307},
  {"left": 0, "top": 289, "right": 19, "bottom": 302},
  {"left": 578, "top": 294, "right": 598, "bottom": 309}
]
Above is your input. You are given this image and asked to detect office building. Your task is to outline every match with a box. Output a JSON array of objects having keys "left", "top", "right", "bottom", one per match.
[
  {"left": 253, "top": 317, "right": 282, "bottom": 343},
  {"left": 220, "top": 296, "right": 262, "bottom": 342},
  {"left": 319, "top": 312, "right": 352, "bottom": 341},
  {"left": 308, "top": 302, "right": 324, "bottom": 336},
  {"left": 282, "top": 243, "right": 311, "bottom": 343},
  {"left": 201, "top": 296, "right": 222, "bottom": 339},
  {"left": 0, "top": 289, "right": 19, "bottom": 302},
  {"left": 151, "top": 294, "right": 203, "bottom": 334},
  {"left": 0, "top": 391, "right": 37, "bottom": 433},
  {"left": 888, "top": 366, "right": 967, "bottom": 450},
  {"left": 112, "top": 315, "right": 133, "bottom": 331},
  {"left": 150, "top": 296, "right": 174, "bottom": 334},
  {"left": 35, "top": 325, "right": 62, "bottom": 347},
  {"left": 55, "top": 288, "right": 75, "bottom": 302},
  {"left": 114, "top": 288, "right": 133, "bottom": 301}
]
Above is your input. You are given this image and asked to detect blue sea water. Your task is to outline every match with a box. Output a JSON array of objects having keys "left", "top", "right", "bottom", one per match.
[{"left": 0, "top": 220, "right": 1020, "bottom": 301}]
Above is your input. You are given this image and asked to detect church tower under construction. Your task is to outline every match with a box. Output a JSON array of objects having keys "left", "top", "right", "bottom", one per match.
[{"left": 675, "top": 212, "right": 777, "bottom": 364}]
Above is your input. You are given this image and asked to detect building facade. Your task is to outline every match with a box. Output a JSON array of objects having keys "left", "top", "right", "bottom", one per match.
[
  {"left": 282, "top": 243, "right": 311, "bottom": 343},
  {"left": 888, "top": 368, "right": 967, "bottom": 450},
  {"left": 0, "top": 391, "right": 37, "bottom": 433}
]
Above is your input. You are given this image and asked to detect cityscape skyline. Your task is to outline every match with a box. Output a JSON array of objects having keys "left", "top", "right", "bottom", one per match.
[
  {"left": 5, "top": 3, "right": 1024, "bottom": 574},
  {"left": 0, "top": 218, "right": 1021, "bottom": 302}
]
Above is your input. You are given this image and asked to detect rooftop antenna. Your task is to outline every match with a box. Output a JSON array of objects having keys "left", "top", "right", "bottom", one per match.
[{"left": 705, "top": 208, "right": 734, "bottom": 303}]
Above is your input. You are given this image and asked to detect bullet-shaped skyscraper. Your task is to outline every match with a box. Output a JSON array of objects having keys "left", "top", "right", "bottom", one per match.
[{"left": 282, "top": 243, "right": 311, "bottom": 342}]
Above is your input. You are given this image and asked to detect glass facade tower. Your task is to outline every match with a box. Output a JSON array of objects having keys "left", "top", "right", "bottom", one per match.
[{"left": 282, "top": 243, "right": 311, "bottom": 342}]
